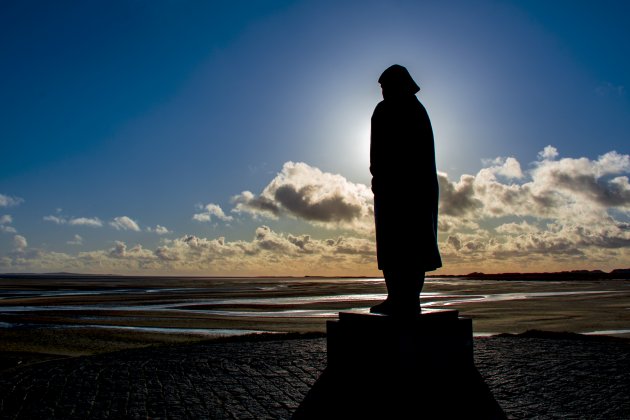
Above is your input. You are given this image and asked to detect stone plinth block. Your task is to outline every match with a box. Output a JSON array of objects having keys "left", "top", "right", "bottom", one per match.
[
  {"left": 327, "top": 310, "right": 473, "bottom": 376},
  {"left": 293, "top": 310, "right": 506, "bottom": 419}
]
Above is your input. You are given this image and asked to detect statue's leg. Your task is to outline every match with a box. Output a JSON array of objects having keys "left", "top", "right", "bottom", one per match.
[
  {"left": 396, "top": 270, "right": 421, "bottom": 316},
  {"left": 370, "top": 270, "right": 422, "bottom": 316},
  {"left": 369, "top": 269, "right": 396, "bottom": 315}
]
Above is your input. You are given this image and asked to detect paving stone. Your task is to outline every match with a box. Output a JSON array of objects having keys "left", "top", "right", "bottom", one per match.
[{"left": 0, "top": 335, "right": 628, "bottom": 419}]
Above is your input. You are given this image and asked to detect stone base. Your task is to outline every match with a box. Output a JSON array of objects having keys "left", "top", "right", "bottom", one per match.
[
  {"left": 293, "top": 310, "right": 506, "bottom": 419},
  {"left": 328, "top": 310, "right": 473, "bottom": 374}
]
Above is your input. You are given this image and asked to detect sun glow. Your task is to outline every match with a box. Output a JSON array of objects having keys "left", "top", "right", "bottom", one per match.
[{"left": 354, "top": 121, "right": 371, "bottom": 171}]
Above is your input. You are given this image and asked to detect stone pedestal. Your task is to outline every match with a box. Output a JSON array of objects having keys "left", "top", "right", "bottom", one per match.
[
  {"left": 328, "top": 310, "right": 473, "bottom": 374},
  {"left": 293, "top": 310, "right": 506, "bottom": 419}
]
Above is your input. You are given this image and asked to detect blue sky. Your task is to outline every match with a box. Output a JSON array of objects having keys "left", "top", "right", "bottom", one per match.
[{"left": 1, "top": 0, "right": 629, "bottom": 275}]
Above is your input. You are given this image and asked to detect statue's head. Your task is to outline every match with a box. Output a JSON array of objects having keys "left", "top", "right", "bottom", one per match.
[{"left": 378, "top": 64, "right": 420, "bottom": 98}]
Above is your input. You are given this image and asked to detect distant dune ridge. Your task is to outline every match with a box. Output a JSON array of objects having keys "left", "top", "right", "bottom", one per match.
[{"left": 428, "top": 268, "right": 630, "bottom": 280}]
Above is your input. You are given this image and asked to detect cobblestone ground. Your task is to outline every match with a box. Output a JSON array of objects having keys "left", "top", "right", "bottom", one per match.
[
  {"left": 0, "top": 334, "right": 629, "bottom": 419},
  {"left": 475, "top": 335, "right": 630, "bottom": 419}
]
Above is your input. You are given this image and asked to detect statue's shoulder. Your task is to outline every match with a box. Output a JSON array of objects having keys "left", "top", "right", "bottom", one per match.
[{"left": 373, "top": 99, "right": 387, "bottom": 112}]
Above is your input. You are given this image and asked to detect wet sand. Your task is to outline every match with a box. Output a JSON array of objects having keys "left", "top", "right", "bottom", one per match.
[{"left": 1, "top": 275, "right": 629, "bottom": 364}]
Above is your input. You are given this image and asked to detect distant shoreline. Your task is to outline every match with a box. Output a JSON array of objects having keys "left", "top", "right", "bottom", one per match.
[
  {"left": 1, "top": 268, "right": 629, "bottom": 281},
  {"left": 427, "top": 268, "right": 630, "bottom": 281}
]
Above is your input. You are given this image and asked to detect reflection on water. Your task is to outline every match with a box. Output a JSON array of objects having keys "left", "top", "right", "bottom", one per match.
[
  {"left": 425, "top": 290, "right": 620, "bottom": 307},
  {"left": 0, "top": 321, "right": 272, "bottom": 337},
  {"left": 0, "top": 287, "right": 202, "bottom": 300},
  {"left": 585, "top": 329, "right": 630, "bottom": 336},
  {"left": 0, "top": 290, "right": 621, "bottom": 317},
  {"left": 1, "top": 277, "right": 629, "bottom": 337}
]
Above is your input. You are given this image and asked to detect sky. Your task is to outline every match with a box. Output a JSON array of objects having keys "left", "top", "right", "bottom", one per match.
[{"left": 1, "top": 0, "right": 629, "bottom": 276}]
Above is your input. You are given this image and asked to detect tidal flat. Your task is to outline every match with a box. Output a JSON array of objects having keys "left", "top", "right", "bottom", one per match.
[{"left": 1, "top": 275, "right": 629, "bottom": 362}]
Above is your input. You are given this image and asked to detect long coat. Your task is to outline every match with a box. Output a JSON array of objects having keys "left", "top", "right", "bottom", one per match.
[{"left": 370, "top": 94, "right": 442, "bottom": 272}]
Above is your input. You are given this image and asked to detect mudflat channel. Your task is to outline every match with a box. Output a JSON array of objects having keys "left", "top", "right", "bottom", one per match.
[{"left": 1, "top": 276, "right": 629, "bottom": 358}]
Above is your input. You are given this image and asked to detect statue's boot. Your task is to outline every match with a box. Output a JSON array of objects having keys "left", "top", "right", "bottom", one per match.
[
  {"left": 369, "top": 298, "right": 396, "bottom": 315},
  {"left": 370, "top": 273, "right": 421, "bottom": 317},
  {"left": 370, "top": 275, "right": 397, "bottom": 315}
]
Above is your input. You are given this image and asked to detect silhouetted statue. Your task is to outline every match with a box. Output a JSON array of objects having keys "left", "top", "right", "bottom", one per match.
[{"left": 369, "top": 64, "right": 442, "bottom": 317}]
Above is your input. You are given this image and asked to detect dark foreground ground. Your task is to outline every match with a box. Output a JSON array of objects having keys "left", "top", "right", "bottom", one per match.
[{"left": 0, "top": 332, "right": 629, "bottom": 419}]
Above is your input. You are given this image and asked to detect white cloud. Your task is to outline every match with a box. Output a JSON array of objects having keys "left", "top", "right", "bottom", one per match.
[
  {"left": 13, "top": 235, "right": 27, "bottom": 250},
  {"left": 438, "top": 173, "right": 483, "bottom": 217},
  {"left": 438, "top": 147, "right": 630, "bottom": 221},
  {"left": 538, "top": 145, "right": 559, "bottom": 161},
  {"left": 110, "top": 216, "right": 140, "bottom": 231},
  {"left": 232, "top": 161, "right": 374, "bottom": 232},
  {"left": 480, "top": 157, "right": 524, "bottom": 179},
  {"left": 438, "top": 215, "right": 479, "bottom": 233},
  {"left": 531, "top": 151, "right": 630, "bottom": 209},
  {"left": 45, "top": 215, "right": 104, "bottom": 227},
  {"left": 1, "top": 214, "right": 629, "bottom": 275},
  {"left": 43, "top": 215, "right": 66, "bottom": 224},
  {"left": 432, "top": 146, "right": 630, "bottom": 271},
  {"left": 147, "top": 225, "right": 171, "bottom": 235},
  {"left": 0, "top": 226, "right": 379, "bottom": 276},
  {"left": 0, "top": 194, "right": 23, "bottom": 208},
  {"left": 495, "top": 221, "right": 540, "bottom": 235},
  {"left": 110, "top": 241, "right": 127, "bottom": 258},
  {"left": 69, "top": 217, "right": 103, "bottom": 227},
  {"left": 0, "top": 214, "right": 17, "bottom": 233},
  {"left": 398, "top": 147, "right": 629, "bottom": 270},
  {"left": 67, "top": 234, "right": 83, "bottom": 245},
  {"left": 3, "top": 148, "right": 629, "bottom": 275},
  {"left": 193, "top": 204, "right": 233, "bottom": 223},
  {"left": 593, "top": 151, "right": 630, "bottom": 177}
]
